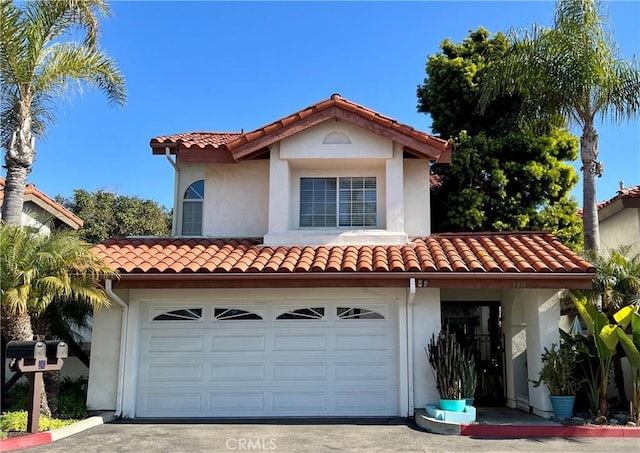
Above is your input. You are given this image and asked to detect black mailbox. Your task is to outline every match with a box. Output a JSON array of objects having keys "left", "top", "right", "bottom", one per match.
[
  {"left": 6, "top": 341, "right": 47, "bottom": 359},
  {"left": 45, "top": 340, "right": 68, "bottom": 359}
]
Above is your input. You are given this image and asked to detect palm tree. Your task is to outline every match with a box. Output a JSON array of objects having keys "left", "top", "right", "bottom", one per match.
[
  {"left": 0, "top": 0, "right": 126, "bottom": 225},
  {"left": 478, "top": 0, "right": 640, "bottom": 254},
  {"left": 0, "top": 224, "right": 117, "bottom": 414}
]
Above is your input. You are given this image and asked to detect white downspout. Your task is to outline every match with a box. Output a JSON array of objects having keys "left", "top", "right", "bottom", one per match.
[
  {"left": 105, "top": 279, "right": 128, "bottom": 417},
  {"left": 407, "top": 278, "right": 416, "bottom": 415},
  {"left": 165, "top": 147, "right": 179, "bottom": 235}
]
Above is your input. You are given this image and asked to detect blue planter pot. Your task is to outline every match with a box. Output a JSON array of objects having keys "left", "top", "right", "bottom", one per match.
[
  {"left": 439, "top": 398, "right": 466, "bottom": 412},
  {"left": 549, "top": 395, "right": 575, "bottom": 419},
  {"left": 465, "top": 397, "right": 475, "bottom": 407}
]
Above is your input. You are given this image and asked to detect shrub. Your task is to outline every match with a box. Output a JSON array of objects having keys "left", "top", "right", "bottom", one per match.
[{"left": 0, "top": 411, "right": 77, "bottom": 432}]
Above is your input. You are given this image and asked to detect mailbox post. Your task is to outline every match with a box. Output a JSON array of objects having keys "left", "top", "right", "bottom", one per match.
[{"left": 6, "top": 336, "right": 68, "bottom": 434}]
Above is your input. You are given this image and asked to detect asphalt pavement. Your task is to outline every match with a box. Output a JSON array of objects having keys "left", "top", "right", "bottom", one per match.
[{"left": 16, "top": 419, "right": 640, "bottom": 453}]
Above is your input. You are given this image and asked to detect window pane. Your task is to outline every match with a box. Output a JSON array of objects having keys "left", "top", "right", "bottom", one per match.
[
  {"left": 337, "top": 177, "right": 377, "bottom": 227},
  {"left": 184, "top": 180, "right": 204, "bottom": 200},
  {"left": 182, "top": 201, "right": 203, "bottom": 235},
  {"left": 299, "top": 178, "right": 337, "bottom": 228}
]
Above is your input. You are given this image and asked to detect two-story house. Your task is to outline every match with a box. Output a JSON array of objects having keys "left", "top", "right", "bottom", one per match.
[{"left": 87, "top": 94, "right": 594, "bottom": 419}]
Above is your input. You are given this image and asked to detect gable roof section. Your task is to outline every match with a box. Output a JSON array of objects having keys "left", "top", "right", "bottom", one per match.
[
  {"left": 0, "top": 177, "right": 83, "bottom": 230},
  {"left": 93, "top": 232, "right": 594, "bottom": 289},
  {"left": 150, "top": 94, "right": 452, "bottom": 163},
  {"left": 598, "top": 185, "right": 640, "bottom": 222}
]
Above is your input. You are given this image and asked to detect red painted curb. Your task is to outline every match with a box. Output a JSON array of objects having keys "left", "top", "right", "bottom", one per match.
[
  {"left": 460, "top": 423, "right": 640, "bottom": 438},
  {"left": 0, "top": 432, "right": 52, "bottom": 451}
]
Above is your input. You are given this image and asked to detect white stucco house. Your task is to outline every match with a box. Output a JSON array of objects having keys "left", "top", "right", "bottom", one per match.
[
  {"left": 0, "top": 177, "right": 83, "bottom": 233},
  {"left": 87, "top": 94, "right": 595, "bottom": 419}
]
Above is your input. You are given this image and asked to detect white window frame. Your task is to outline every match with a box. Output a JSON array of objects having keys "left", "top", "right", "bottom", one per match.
[
  {"left": 299, "top": 176, "right": 377, "bottom": 229},
  {"left": 182, "top": 180, "right": 204, "bottom": 236}
]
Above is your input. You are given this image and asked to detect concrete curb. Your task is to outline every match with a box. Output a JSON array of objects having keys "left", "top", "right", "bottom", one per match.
[
  {"left": 415, "top": 408, "right": 640, "bottom": 438},
  {"left": 0, "top": 412, "right": 115, "bottom": 452}
]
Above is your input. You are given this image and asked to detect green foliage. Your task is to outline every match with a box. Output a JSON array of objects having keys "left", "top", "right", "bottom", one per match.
[
  {"left": 56, "top": 189, "right": 171, "bottom": 244},
  {"left": 0, "top": 411, "right": 76, "bottom": 433},
  {"left": 57, "top": 377, "right": 89, "bottom": 419},
  {"left": 0, "top": 224, "right": 117, "bottom": 317},
  {"left": 426, "top": 328, "right": 470, "bottom": 400},
  {"left": 417, "top": 28, "right": 582, "bottom": 249},
  {"left": 5, "top": 381, "right": 29, "bottom": 411},
  {"left": 477, "top": 0, "right": 640, "bottom": 253},
  {"left": 532, "top": 340, "right": 585, "bottom": 395}
]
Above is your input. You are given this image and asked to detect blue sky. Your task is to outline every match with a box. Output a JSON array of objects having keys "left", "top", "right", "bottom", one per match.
[{"left": 15, "top": 0, "right": 640, "bottom": 211}]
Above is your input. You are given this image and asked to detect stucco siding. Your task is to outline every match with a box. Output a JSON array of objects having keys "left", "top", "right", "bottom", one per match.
[
  {"left": 600, "top": 207, "right": 640, "bottom": 251},
  {"left": 87, "top": 304, "right": 124, "bottom": 411},
  {"left": 280, "top": 120, "right": 393, "bottom": 160},
  {"left": 411, "top": 288, "right": 441, "bottom": 409},
  {"left": 403, "top": 160, "right": 430, "bottom": 237},
  {"left": 202, "top": 161, "right": 269, "bottom": 237}
]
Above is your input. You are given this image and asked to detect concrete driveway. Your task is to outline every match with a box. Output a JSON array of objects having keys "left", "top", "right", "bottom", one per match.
[{"left": 17, "top": 419, "right": 640, "bottom": 453}]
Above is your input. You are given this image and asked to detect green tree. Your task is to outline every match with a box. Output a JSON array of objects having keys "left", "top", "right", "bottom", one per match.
[
  {"left": 57, "top": 189, "right": 172, "bottom": 244},
  {"left": 0, "top": 0, "right": 126, "bottom": 226},
  {"left": 0, "top": 224, "right": 117, "bottom": 414},
  {"left": 417, "top": 28, "right": 582, "bottom": 249},
  {"left": 478, "top": 0, "right": 640, "bottom": 254}
]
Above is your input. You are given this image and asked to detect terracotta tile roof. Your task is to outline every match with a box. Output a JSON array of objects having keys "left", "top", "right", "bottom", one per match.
[
  {"left": 149, "top": 94, "right": 452, "bottom": 163},
  {"left": 93, "top": 232, "right": 594, "bottom": 280},
  {"left": 150, "top": 132, "right": 241, "bottom": 150},
  {"left": 598, "top": 185, "right": 640, "bottom": 210},
  {"left": 0, "top": 177, "right": 83, "bottom": 229}
]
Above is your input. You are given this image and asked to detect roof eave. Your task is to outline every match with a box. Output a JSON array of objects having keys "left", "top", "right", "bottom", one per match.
[{"left": 112, "top": 271, "right": 595, "bottom": 290}]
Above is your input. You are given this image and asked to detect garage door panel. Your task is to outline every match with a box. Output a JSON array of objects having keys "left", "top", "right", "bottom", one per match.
[
  {"left": 211, "top": 363, "right": 265, "bottom": 382},
  {"left": 209, "top": 392, "right": 265, "bottom": 411},
  {"left": 137, "top": 300, "right": 399, "bottom": 417},
  {"left": 143, "top": 392, "right": 202, "bottom": 412},
  {"left": 147, "top": 335, "right": 204, "bottom": 352},
  {"left": 335, "top": 333, "right": 392, "bottom": 351},
  {"left": 272, "top": 362, "right": 327, "bottom": 381},
  {"left": 211, "top": 334, "right": 265, "bottom": 352},
  {"left": 273, "top": 334, "right": 327, "bottom": 351},
  {"left": 272, "top": 392, "right": 327, "bottom": 411},
  {"left": 144, "top": 363, "right": 204, "bottom": 382},
  {"left": 335, "top": 362, "right": 393, "bottom": 380},
  {"left": 335, "top": 389, "right": 395, "bottom": 411}
]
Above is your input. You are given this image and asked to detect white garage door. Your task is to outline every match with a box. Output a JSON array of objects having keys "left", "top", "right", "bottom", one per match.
[{"left": 135, "top": 300, "right": 399, "bottom": 417}]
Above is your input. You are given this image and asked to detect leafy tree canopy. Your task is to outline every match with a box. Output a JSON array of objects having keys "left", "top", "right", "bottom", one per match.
[
  {"left": 417, "top": 28, "right": 583, "bottom": 249},
  {"left": 57, "top": 189, "right": 171, "bottom": 244}
]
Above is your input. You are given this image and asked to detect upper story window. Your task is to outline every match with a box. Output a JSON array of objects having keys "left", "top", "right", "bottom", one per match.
[
  {"left": 300, "top": 177, "right": 376, "bottom": 228},
  {"left": 182, "top": 180, "right": 204, "bottom": 236}
]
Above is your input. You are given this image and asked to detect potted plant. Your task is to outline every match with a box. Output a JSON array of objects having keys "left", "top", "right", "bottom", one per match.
[
  {"left": 532, "top": 341, "right": 585, "bottom": 419},
  {"left": 426, "top": 327, "right": 467, "bottom": 412}
]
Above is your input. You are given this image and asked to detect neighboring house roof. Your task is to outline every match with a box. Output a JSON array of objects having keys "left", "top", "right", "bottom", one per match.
[
  {"left": 150, "top": 94, "right": 452, "bottom": 164},
  {"left": 93, "top": 232, "right": 594, "bottom": 289},
  {"left": 597, "top": 185, "right": 640, "bottom": 222},
  {"left": 0, "top": 177, "right": 83, "bottom": 230}
]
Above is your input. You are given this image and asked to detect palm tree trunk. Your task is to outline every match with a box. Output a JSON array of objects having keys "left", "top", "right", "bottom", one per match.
[
  {"left": 1, "top": 165, "right": 29, "bottom": 225},
  {"left": 580, "top": 125, "right": 600, "bottom": 254}
]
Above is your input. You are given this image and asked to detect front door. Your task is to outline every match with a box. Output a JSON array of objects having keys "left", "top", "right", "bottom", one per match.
[{"left": 440, "top": 301, "right": 505, "bottom": 406}]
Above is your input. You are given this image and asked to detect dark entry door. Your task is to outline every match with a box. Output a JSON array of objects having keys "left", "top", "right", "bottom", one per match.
[{"left": 440, "top": 301, "right": 505, "bottom": 406}]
